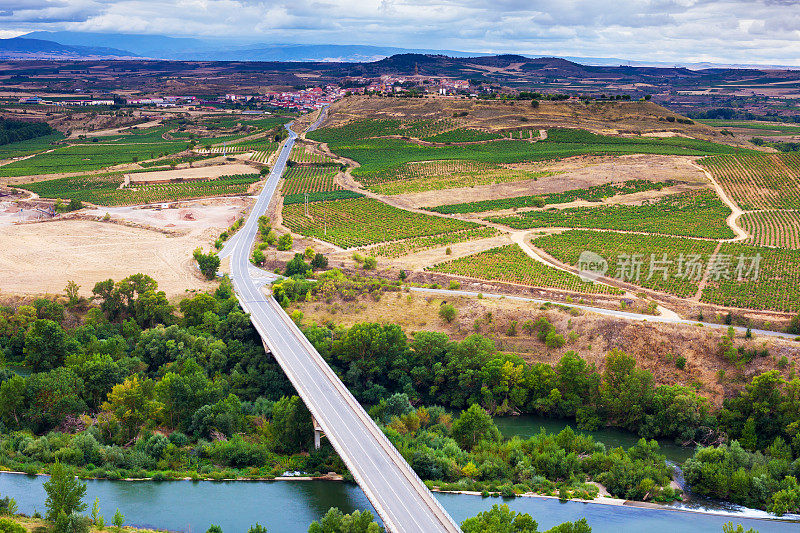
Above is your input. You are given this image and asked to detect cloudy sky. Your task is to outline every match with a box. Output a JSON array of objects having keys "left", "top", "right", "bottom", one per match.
[{"left": 2, "top": 0, "right": 800, "bottom": 65}]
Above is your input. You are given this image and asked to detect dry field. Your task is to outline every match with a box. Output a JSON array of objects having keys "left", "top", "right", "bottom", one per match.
[
  {"left": 390, "top": 154, "right": 707, "bottom": 208},
  {"left": 0, "top": 198, "right": 246, "bottom": 298},
  {"left": 126, "top": 163, "right": 257, "bottom": 183}
]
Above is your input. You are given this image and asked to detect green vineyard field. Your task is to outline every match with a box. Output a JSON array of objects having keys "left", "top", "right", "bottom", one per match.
[
  {"left": 281, "top": 197, "right": 479, "bottom": 248},
  {"left": 533, "top": 230, "right": 718, "bottom": 297},
  {"left": 488, "top": 190, "right": 734, "bottom": 239},
  {"left": 428, "top": 244, "right": 620, "bottom": 295}
]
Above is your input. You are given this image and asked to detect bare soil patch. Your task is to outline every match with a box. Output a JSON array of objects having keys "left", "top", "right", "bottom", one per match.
[
  {"left": 0, "top": 198, "right": 248, "bottom": 298},
  {"left": 127, "top": 163, "right": 257, "bottom": 183},
  {"left": 391, "top": 154, "right": 707, "bottom": 208}
]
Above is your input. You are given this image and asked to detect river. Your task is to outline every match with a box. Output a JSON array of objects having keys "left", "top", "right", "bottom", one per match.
[{"left": 1, "top": 473, "right": 797, "bottom": 533}]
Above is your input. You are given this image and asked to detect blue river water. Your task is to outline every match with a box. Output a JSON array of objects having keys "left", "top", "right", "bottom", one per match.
[{"left": 1, "top": 473, "right": 797, "bottom": 533}]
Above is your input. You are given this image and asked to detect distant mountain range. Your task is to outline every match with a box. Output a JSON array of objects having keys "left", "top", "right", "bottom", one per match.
[
  {"left": 3, "top": 31, "right": 797, "bottom": 69},
  {"left": 0, "top": 37, "right": 139, "bottom": 60},
  {"left": 18, "top": 31, "right": 489, "bottom": 62}
]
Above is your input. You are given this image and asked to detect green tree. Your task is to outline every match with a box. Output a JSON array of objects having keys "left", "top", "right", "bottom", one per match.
[
  {"left": 307, "top": 508, "right": 381, "bottom": 533},
  {"left": 311, "top": 253, "right": 328, "bottom": 270},
  {"left": 451, "top": 404, "right": 500, "bottom": 450},
  {"left": 24, "top": 319, "right": 68, "bottom": 372},
  {"left": 0, "top": 375, "right": 26, "bottom": 426},
  {"left": 112, "top": 509, "right": 124, "bottom": 530},
  {"left": 285, "top": 254, "right": 312, "bottom": 277},
  {"left": 461, "top": 504, "right": 538, "bottom": 533},
  {"left": 439, "top": 304, "right": 457, "bottom": 323},
  {"left": 100, "top": 376, "right": 163, "bottom": 442},
  {"left": 194, "top": 248, "right": 221, "bottom": 280},
  {"left": 90, "top": 497, "right": 105, "bottom": 528},
  {"left": 44, "top": 463, "right": 87, "bottom": 521},
  {"left": 271, "top": 396, "right": 313, "bottom": 453},
  {"left": 277, "top": 233, "right": 293, "bottom": 251}
]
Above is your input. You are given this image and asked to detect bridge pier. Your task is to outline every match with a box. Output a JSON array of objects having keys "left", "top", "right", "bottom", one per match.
[{"left": 312, "top": 415, "right": 324, "bottom": 450}]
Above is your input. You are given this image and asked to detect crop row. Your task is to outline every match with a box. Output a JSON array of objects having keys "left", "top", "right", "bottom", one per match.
[
  {"left": 307, "top": 118, "right": 459, "bottom": 144},
  {"left": 283, "top": 190, "right": 363, "bottom": 205},
  {"left": 364, "top": 226, "right": 501, "bottom": 258},
  {"left": 280, "top": 166, "right": 339, "bottom": 195},
  {"left": 488, "top": 190, "right": 734, "bottom": 239},
  {"left": 19, "top": 174, "right": 260, "bottom": 206},
  {"left": 533, "top": 230, "right": 719, "bottom": 297},
  {"left": 281, "top": 197, "right": 478, "bottom": 248},
  {"left": 289, "top": 144, "right": 338, "bottom": 164},
  {"left": 428, "top": 179, "right": 674, "bottom": 214},
  {"left": 700, "top": 153, "right": 800, "bottom": 210},
  {"left": 0, "top": 141, "right": 190, "bottom": 177},
  {"left": 317, "top": 129, "right": 746, "bottom": 180},
  {"left": 701, "top": 243, "right": 800, "bottom": 312},
  {"left": 421, "top": 128, "right": 502, "bottom": 143},
  {"left": 739, "top": 210, "right": 800, "bottom": 249},
  {"left": 360, "top": 160, "right": 558, "bottom": 195},
  {"left": 428, "top": 244, "right": 620, "bottom": 295}
]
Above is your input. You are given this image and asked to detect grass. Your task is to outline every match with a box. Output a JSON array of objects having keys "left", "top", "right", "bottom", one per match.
[
  {"left": 0, "top": 142, "right": 190, "bottom": 177},
  {"left": 487, "top": 190, "right": 734, "bottom": 239},
  {"left": 281, "top": 197, "right": 479, "bottom": 248},
  {"left": 427, "top": 179, "right": 673, "bottom": 214},
  {"left": 428, "top": 243, "right": 620, "bottom": 294},
  {"left": 18, "top": 173, "right": 260, "bottom": 206},
  {"left": 533, "top": 230, "right": 719, "bottom": 297}
]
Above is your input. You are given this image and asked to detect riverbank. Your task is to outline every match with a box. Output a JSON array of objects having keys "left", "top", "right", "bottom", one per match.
[{"left": 3, "top": 514, "right": 167, "bottom": 533}]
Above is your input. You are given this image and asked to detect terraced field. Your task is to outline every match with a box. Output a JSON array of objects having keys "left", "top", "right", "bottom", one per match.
[
  {"left": 18, "top": 173, "right": 259, "bottom": 206},
  {"left": 533, "top": 230, "right": 718, "bottom": 297},
  {"left": 429, "top": 243, "right": 620, "bottom": 295},
  {"left": 488, "top": 190, "right": 733, "bottom": 239},
  {"left": 281, "top": 197, "right": 479, "bottom": 248},
  {"left": 739, "top": 210, "right": 800, "bottom": 249},
  {"left": 701, "top": 243, "right": 800, "bottom": 312},
  {"left": 700, "top": 153, "right": 800, "bottom": 210}
]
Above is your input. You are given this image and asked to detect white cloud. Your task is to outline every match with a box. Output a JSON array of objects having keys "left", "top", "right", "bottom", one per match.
[{"left": 3, "top": 0, "right": 800, "bottom": 65}]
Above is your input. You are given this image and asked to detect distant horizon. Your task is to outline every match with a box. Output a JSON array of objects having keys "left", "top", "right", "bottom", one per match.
[
  {"left": 3, "top": 31, "right": 800, "bottom": 70},
  {"left": 1, "top": 1, "right": 799, "bottom": 67}
]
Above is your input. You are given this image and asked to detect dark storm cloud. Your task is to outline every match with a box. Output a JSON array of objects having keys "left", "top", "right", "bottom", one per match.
[{"left": 3, "top": 0, "right": 800, "bottom": 65}]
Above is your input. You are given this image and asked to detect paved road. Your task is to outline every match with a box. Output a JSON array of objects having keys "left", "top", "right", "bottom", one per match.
[{"left": 225, "top": 112, "right": 460, "bottom": 533}]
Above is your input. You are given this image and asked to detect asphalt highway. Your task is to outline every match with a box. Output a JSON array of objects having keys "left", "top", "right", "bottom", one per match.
[{"left": 225, "top": 111, "right": 460, "bottom": 533}]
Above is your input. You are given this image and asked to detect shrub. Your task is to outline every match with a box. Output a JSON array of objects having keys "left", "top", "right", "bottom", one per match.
[
  {"left": 193, "top": 248, "right": 220, "bottom": 280},
  {"left": 277, "top": 233, "right": 293, "bottom": 251},
  {"left": 675, "top": 355, "right": 686, "bottom": 370},
  {"left": 363, "top": 256, "right": 377, "bottom": 270},
  {"left": 439, "top": 304, "right": 457, "bottom": 323},
  {"left": 0, "top": 518, "right": 25, "bottom": 533}
]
